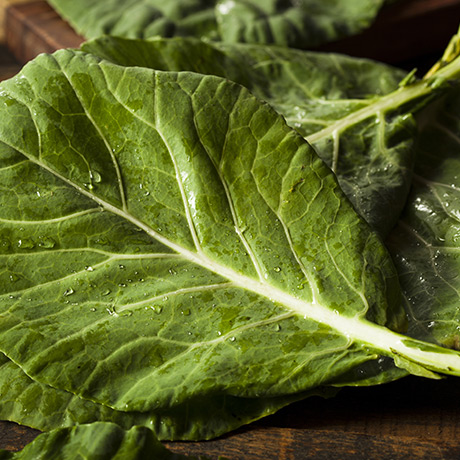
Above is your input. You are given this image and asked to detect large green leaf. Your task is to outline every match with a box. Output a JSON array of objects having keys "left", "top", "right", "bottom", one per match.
[
  {"left": 47, "top": 0, "right": 386, "bottom": 49},
  {"left": 81, "top": 36, "right": 454, "bottom": 236},
  {"left": 0, "top": 422, "right": 200, "bottom": 459},
  {"left": 0, "top": 352, "right": 329, "bottom": 440},
  {"left": 387, "top": 89, "right": 460, "bottom": 350},
  {"left": 1, "top": 49, "right": 460, "bottom": 440}
]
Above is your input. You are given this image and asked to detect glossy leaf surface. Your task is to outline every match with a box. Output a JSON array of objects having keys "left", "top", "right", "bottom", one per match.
[
  {"left": 48, "top": 0, "right": 386, "bottom": 49},
  {"left": 2, "top": 49, "right": 460, "bottom": 442},
  {"left": 0, "top": 353, "right": 324, "bottom": 440},
  {"left": 82, "top": 36, "right": 448, "bottom": 236},
  {"left": 387, "top": 88, "right": 460, "bottom": 349}
]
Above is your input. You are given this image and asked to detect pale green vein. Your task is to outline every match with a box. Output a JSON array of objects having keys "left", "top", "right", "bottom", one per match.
[
  {"left": 58, "top": 61, "right": 128, "bottom": 211},
  {"left": 324, "top": 207, "right": 369, "bottom": 316},
  {"left": 122, "top": 311, "right": 297, "bottom": 401},
  {"left": 211, "top": 90, "right": 266, "bottom": 282},
  {"left": 116, "top": 282, "right": 233, "bottom": 313},
  {"left": 0, "top": 159, "right": 29, "bottom": 172},
  {"left": 413, "top": 173, "right": 460, "bottom": 193},
  {"left": 0, "top": 249, "right": 179, "bottom": 259},
  {"left": 0, "top": 208, "right": 100, "bottom": 225}
]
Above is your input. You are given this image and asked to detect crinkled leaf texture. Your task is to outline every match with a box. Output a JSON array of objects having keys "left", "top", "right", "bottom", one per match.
[
  {"left": 47, "top": 0, "right": 386, "bottom": 49},
  {"left": 0, "top": 352, "right": 331, "bottom": 440},
  {"left": 0, "top": 422, "right": 198, "bottom": 459},
  {"left": 388, "top": 88, "right": 460, "bottom": 349},
  {"left": 1, "top": 49, "right": 460, "bottom": 441},
  {"left": 82, "top": 36, "right": 432, "bottom": 236}
]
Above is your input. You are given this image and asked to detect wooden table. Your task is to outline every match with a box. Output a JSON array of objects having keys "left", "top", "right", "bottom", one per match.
[
  {"left": 2, "top": 1, "right": 460, "bottom": 458},
  {"left": 1, "top": 375, "right": 460, "bottom": 459}
]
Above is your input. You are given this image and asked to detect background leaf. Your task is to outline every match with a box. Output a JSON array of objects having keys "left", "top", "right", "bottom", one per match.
[
  {"left": 0, "top": 422, "right": 202, "bottom": 459},
  {"left": 47, "top": 0, "right": 386, "bottom": 49},
  {"left": 0, "top": 353, "right": 333, "bottom": 440},
  {"left": 387, "top": 89, "right": 460, "bottom": 350}
]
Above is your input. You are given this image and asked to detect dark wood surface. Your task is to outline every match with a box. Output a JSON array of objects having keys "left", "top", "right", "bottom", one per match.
[
  {"left": 2, "top": 375, "right": 460, "bottom": 458},
  {"left": 2, "top": 0, "right": 460, "bottom": 458},
  {"left": 5, "top": 0, "right": 83, "bottom": 64},
  {"left": 0, "top": 43, "right": 20, "bottom": 81}
]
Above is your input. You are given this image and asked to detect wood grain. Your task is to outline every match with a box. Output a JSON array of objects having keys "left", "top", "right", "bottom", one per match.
[
  {"left": 5, "top": 1, "right": 83, "bottom": 64},
  {"left": 0, "top": 0, "right": 39, "bottom": 42}
]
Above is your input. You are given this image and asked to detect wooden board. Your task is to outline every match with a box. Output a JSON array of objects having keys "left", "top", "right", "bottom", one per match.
[
  {"left": 2, "top": 1, "right": 460, "bottom": 458},
  {"left": 5, "top": 1, "right": 83, "bottom": 64}
]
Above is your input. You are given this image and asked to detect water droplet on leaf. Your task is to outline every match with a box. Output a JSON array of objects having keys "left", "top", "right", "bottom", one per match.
[
  {"left": 38, "top": 237, "right": 56, "bottom": 249},
  {"left": 17, "top": 238, "right": 34, "bottom": 249}
]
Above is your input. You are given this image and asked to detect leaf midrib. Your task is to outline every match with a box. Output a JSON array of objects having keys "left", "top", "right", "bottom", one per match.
[{"left": 306, "top": 56, "right": 460, "bottom": 144}]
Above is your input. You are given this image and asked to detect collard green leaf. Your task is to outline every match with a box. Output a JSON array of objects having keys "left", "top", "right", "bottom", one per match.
[
  {"left": 387, "top": 89, "right": 460, "bottom": 350},
  {"left": 2, "top": 48, "right": 460, "bottom": 442},
  {"left": 81, "top": 36, "right": 452, "bottom": 236},
  {"left": 0, "top": 353, "right": 331, "bottom": 440},
  {"left": 47, "top": 0, "right": 386, "bottom": 49},
  {"left": 0, "top": 422, "right": 199, "bottom": 459}
]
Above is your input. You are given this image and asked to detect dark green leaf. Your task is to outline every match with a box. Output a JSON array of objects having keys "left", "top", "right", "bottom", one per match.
[
  {"left": 0, "top": 422, "right": 201, "bottom": 459},
  {"left": 1, "top": 48, "right": 460, "bottom": 442},
  {"left": 47, "top": 0, "right": 386, "bottom": 49},
  {"left": 387, "top": 88, "right": 460, "bottom": 350},
  {"left": 0, "top": 353, "right": 331, "bottom": 440},
  {"left": 81, "top": 36, "right": 455, "bottom": 236}
]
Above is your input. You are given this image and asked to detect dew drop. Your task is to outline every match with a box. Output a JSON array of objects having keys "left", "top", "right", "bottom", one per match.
[
  {"left": 168, "top": 268, "right": 177, "bottom": 275},
  {"left": 151, "top": 305, "right": 162, "bottom": 314},
  {"left": 63, "top": 288, "right": 74, "bottom": 296},
  {"left": 274, "top": 324, "right": 281, "bottom": 332},
  {"left": 229, "top": 336, "right": 236, "bottom": 342},
  {"left": 85, "top": 266, "right": 94, "bottom": 272},
  {"left": 119, "top": 264, "right": 125, "bottom": 269},
  {"left": 90, "top": 307, "right": 97, "bottom": 312},
  {"left": 181, "top": 308, "right": 191, "bottom": 316},
  {"left": 90, "top": 170, "right": 102, "bottom": 183},
  {"left": 106, "top": 305, "right": 118, "bottom": 316},
  {"left": 101, "top": 289, "right": 111, "bottom": 296},
  {"left": 274, "top": 266, "right": 281, "bottom": 272},
  {"left": 38, "top": 237, "right": 56, "bottom": 249},
  {"left": 9, "top": 274, "right": 19, "bottom": 283},
  {"left": 17, "top": 238, "right": 34, "bottom": 249}
]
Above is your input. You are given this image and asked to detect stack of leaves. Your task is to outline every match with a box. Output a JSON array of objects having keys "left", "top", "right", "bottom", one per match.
[{"left": 2, "top": 1, "right": 460, "bottom": 458}]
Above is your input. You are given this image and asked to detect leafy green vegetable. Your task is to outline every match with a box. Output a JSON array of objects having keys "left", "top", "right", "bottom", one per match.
[
  {"left": 387, "top": 88, "right": 460, "bottom": 350},
  {"left": 47, "top": 0, "right": 387, "bottom": 49},
  {"left": 0, "top": 422, "right": 202, "bottom": 459},
  {"left": 0, "top": 352, "right": 330, "bottom": 439},
  {"left": 0, "top": 48, "right": 401, "bottom": 410},
  {"left": 80, "top": 36, "right": 459, "bottom": 236},
  {"left": 2, "top": 49, "right": 460, "bottom": 448}
]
